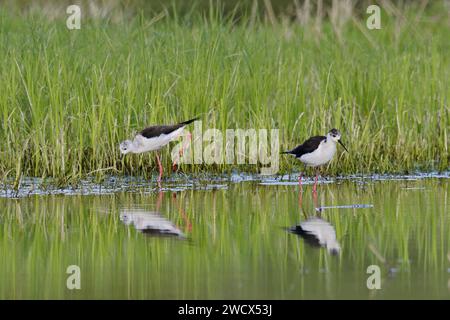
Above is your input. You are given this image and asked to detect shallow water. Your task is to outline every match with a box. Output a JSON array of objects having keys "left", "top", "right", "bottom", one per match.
[{"left": 0, "top": 174, "right": 449, "bottom": 299}]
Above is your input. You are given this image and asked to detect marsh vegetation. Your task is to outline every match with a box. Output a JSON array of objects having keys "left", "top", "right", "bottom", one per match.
[{"left": 0, "top": 1, "right": 448, "bottom": 186}]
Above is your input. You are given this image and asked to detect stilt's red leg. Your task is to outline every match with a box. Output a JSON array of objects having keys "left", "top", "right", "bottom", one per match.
[
  {"left": 180, "top": 132, "right": 192, "bottom": 156},
  {"left": 156, "top": 152, "right": 163, "bottom": 185},
  {"left": 172, "top": 132, "right": 192, "bottom": 172}
]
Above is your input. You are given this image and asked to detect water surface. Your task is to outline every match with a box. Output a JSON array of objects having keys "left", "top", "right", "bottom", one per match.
[{"left": 0, "top": 174, "right": 449, "bottom": 299}]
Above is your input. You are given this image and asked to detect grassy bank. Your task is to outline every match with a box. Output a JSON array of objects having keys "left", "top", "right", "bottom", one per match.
[{"left": 0, "top": 2, "right": 449, "bottom": 184}]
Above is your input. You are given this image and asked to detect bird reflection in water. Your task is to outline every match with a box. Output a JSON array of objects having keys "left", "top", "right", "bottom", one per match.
[
  {"left": 120, "top": 191, "right": 192, "bottom": 238},
  {"left": 120, "top": 209, "right": 185, "bottom": 238},
  {"left": 288, "top": 187, "right": 341, "bottom": 255},
  {"left": 288, "top": 218, "right": 340, "bottom": 255}
]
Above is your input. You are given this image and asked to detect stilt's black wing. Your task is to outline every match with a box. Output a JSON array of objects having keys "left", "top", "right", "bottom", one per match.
[
  {"left": 139, "top": 118, "right": 199, "bottom": 139},
  {"left": 140, "top": 124, "right": 184, "bottom": 139},
  {"left": 286, "top": 136, "right": 326, "bottom": 158}
]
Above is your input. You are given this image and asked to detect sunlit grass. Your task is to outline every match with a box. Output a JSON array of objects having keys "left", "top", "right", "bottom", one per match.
[{"left": 0, "top": 3, "right": 448, "bottom": 185}]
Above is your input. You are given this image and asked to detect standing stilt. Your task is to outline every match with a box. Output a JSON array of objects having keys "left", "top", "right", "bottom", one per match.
[{"left": 281, "top": 128, "right": 348, "bottom": 194}]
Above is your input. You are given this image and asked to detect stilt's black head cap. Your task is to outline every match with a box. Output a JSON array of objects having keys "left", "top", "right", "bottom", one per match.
[{"left": 329, "top": 128, "right": 340, "bottom": 136}]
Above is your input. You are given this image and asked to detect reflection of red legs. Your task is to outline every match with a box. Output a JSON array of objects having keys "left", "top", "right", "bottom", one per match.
[
  {"left": 172, "top": 193, "right": 192, "bottom": 233},
  {"left": 312, "top": 169, "right": 319, "bottom": 193},
  {"left": 155, "top": 152, "right": 163, "bottom": 187},
  {"left": 312, "top": 168, "right": 319, "bottom": 208},
  {"left": 312, "top": 188, "right": 318, "bottom": 208},
  {"left": 298, "top": 186, "right": 303, "bottom": 208},
  {"left": 172, "top": 132, "right": 192, "bottom": 172},
  {"left": 298, "top": 172, "right": 303, "bottom": 191},
  {"left": 156, "top": 191, "right": 163, "bottom": 212}
]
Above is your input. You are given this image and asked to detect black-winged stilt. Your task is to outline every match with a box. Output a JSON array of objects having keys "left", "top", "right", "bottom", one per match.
[
  {"left": 119, "top": 118, "right": 198, "bottom": 183},
  {"left": 282, "top": 128, "right": 348, "bottom": 192}
]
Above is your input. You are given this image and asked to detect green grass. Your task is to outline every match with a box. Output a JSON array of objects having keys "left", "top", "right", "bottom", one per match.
[{"left": 0, "top": 3, "right": 449, "bottom": 185}]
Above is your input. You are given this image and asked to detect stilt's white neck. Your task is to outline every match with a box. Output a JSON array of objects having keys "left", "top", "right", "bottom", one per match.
[
  {"left": 325, "top": 133, "right": 339, "bottom": 145},
  {"left": 128, "top": 137, "right": 147, "bottom": 153}
]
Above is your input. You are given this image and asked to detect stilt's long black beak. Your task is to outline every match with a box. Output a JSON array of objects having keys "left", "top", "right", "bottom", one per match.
[{"left": 338, "top": 140, "right": 349, "bottom": 152}]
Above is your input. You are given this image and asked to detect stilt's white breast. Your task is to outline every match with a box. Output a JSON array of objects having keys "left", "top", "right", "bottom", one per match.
[
  {"left": 299, "top": 140, "right": 337, "bottom": 167},
  {"left": 133, "top": 127, "right": 185, "bottom": 153}
]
